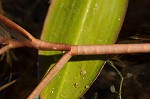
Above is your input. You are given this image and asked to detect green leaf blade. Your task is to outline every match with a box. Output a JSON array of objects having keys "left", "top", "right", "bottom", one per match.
[{"left": 38, "top": 0, "right": 128, "bottom": 98}]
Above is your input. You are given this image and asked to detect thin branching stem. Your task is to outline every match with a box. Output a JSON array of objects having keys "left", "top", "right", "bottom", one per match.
[
  {"left": 0, "top": 79, "right": 18, "bottom": 91},
  {"left": 107, "top": 61, "right": 124, "bottom": 99},
  {"left": 0, "top": 14, "right": 150, "bottom": 98},
  {"left": 27, "top": 51, "right": 72, "bottom": 99},
  {"left": 0, "top": 14, "right": 34, "bottom": 40}
]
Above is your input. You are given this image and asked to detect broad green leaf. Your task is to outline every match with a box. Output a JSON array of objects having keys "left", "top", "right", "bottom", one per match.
[{"left": 38, "top": 0, "right": 128, "bottom": 98}]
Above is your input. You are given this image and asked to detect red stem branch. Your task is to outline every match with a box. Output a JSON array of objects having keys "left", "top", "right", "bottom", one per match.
[
  {"left": 1, "top": 14, "right": 150, "bottom": 99},
  {"left": 32, "top": 38, "right": 71, "bottom": 51},
  {"left": 0, "top": 14, "right": 34, "bottom": 40},
  {"left": 27, "top": 51, "right": 72, "bottom": 99},
  {"left": 71, "top": 43, "right": 150, "bottom": 55}
]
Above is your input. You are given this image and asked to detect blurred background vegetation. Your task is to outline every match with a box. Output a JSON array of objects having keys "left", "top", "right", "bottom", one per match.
[{"left": 0, "top": 0, "right": 150, "bottom": 99}]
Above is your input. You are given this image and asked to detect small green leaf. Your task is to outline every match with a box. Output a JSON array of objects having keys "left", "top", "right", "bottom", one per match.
[{"left": 38, "top": 0, "right": 128, "bottom": 98}]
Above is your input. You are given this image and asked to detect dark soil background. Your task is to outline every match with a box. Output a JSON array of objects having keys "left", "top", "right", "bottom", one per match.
[{"left": 0, "top": 0, "right": 150, "bottom": 99}]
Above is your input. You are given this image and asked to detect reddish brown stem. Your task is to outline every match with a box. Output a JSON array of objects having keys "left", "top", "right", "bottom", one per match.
[
  {"left": 0, "top": 14, "right": 34, "bottom": 40},
  {"left": 27, "top": 43, "right": 150, "bottom": 99},
  {"left": 27, "top": 51, "right": 72, "bottom": 99},
  {"left": 0, "top": 45, "right": 11, "bottom": 54},
  {"left": 0, "top": 79, "right": 18, "bottom": 91},
  {"left": 71, "top": 44, "right": 150, "bottom": 55},
  {"left": 1, "top": 14, "right": 150, "bottom": 99},
  {"left": 32, "top": 38, "right": 71, "bottom": 51},
  {"left": 0, "top": 14, "right": 71, "bottom": 51}
]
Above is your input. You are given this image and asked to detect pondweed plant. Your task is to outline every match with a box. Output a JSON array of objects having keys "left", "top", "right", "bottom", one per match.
[{"left": 0, "top": 0, "right": 150, "bottom": 99}]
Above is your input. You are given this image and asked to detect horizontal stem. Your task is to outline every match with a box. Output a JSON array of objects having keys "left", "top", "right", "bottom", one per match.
[
  {"left": 32, "top": 39, "right": 71, "bottom": 51},
  {"left": 71, "top": 43, "right": 150, "bottom": 55}
]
